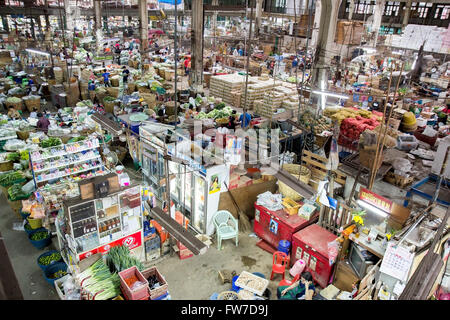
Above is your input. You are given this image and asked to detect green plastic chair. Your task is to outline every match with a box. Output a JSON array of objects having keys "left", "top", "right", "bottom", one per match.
[{"left": 212, "top": 210, "right": 238, "bottom": 250}]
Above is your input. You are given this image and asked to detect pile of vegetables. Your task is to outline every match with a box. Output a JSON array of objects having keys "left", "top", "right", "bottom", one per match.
[
  {"left": 195, "top": 106, "right": 234, "bottom": 120},
  {"left": 78, "top": 259, "right": 121, "bottom": 300},
  {"left": 39, "top": 137, "right": 62, "bottom": 148},
  {"left": 6, "top": 96, "right": 22, "bottom": 104},
  {"left": 337, "top": 116, "right": 380, "bottom": 149},
  {"left": 324, "top": 107, "right": 381, "bottom": 124},
  {"left": 39, "top": 252, "right": 62, "bottom": 266},
  {"left": 0, "top": 171, "right": 25, "bottom": 186},
  {"left": 103, "top": 96, "right": 116, "bottom": 102},
  {"left": 0, "top": 119, "right": 8, "bottom": 125},
  {"left": 6, "top": 152, "right": 20, "bottom": 162},
  {"left": 68, "top": 136, "right": 86, "bottom": 143},
  {"left": 8, "top": 184, "right": 30, "bottom": 201},
  {"left": 30, "top": 230, "right": 49, "bottom": 241},
  {"left": 20, "top": 150, "right": 29, "bottom": 161},
  {"left": 106, "top": 245, "right": 144, "bottom": 272}
]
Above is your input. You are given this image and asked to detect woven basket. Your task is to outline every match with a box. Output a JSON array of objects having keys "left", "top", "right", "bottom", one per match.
[
  {"left": 110, "top": 76, "right": 120, "bottom": 87},
  {"left": 5, "top": 99, "right": 24, "bottom": 111},
  {"left": 127, "top": 83, "right": 136, "bottom": 93},
  {"left": 111, "top": 146, "right": 128, "bottom": 162},
  {"left": 104, "top": 100, "right": 115, "bottom": 113},
  {"left": 218, "top": 291, "right": 241, "bottom": 300},
  {"left": 278, "top": 164, "right": 311, "bottom": 201},
  {"left": 0, "top": 161, "right": 13, "bottom": 172},
  {"left": 17, "top": 130, "right": 31, "bottom": 140}
]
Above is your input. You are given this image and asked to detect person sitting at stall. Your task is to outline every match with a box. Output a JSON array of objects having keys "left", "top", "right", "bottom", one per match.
[
  {"left": 239, "top": 110, "right": 252, "bottom": 129},
  {"left": 7, "top": 106, "right": 21, "bottom": 119},
  {"left": 102, "top": 69, "right": 111, "bottom": 87},
  {"left": 227, "top": 110, "right": 237, "bottom": 130},
  {"left": 277, "top": 271, "right": 315, "bottom": 300},
  {"left": 86, "top": 52, "right": 92, "bottom": 63},
  {"left": 185, "top": 105, "right": 195, "bottom": 119},
  {"left": 36, "top": 112, "right": 50, "bottom": 134}
]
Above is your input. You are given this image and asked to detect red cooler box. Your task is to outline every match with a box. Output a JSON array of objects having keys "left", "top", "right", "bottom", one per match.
[
  {"left": 291, "top": 224, "right": 337, "bottom": 288},
  {"left": 254, "top": 203, "right": 311, "bottom": 251}
]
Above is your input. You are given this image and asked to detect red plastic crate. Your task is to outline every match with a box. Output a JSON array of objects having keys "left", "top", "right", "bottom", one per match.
[
  {"left": 119, "top": 266, "right": 149, "bottom": 300},
  {"left": 176, "top": 240, "right": 187, "bottom": 251}
]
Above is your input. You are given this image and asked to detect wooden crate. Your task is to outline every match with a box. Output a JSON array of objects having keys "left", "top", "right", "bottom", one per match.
[
  {"left": 300, "top": 150, "right": 347, "bottom": 190},
  {"left": 384, "top": 171, "right": 414, "bottom": 189}
]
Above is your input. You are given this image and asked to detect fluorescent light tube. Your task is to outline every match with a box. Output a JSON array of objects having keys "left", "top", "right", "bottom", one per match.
[
  {"left": 356, "top": 199, "right": 389, "bottom": 218},
  {"left": 312, "top": 90, "right": 349, "bottom": 100}
]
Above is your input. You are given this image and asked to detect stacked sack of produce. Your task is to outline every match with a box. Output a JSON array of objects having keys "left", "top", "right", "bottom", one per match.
[{"left": 338, "top": 116, "right": 380, "bottom": 150}]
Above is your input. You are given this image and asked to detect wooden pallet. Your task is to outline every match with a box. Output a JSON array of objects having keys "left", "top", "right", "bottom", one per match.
[{"left": 300, "top": 150, "right": 347, "bottom": 190}]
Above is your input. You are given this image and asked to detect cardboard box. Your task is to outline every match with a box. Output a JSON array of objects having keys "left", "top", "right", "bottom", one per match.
[{"left": 388, "top": 202, "right": 411, "bottom": 230}]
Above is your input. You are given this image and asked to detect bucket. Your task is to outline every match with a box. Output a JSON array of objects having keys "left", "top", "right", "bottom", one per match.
[
  {"left": 37, "top": 250, "right": 63, "bottom": 271},
  {"left": 28, "top": 227, "right": 51, "bottom": 249},
  {"left": 27, "top": 217, "right": 43, "bottom": 229},
  {"left": 231, "top": 275, "right": 241, "bottom": 292},
  {"left": 44, "top": 262, "right": 68, "bottom": 286},
  {"left": 130, "top": 122, "right": 140, "bottom": 135},
  {"left": 278, "top": 240, "right": 291, "bottom": 254},
  {"left": 20, "top": 209, "right": 30, "bottom": 220}
]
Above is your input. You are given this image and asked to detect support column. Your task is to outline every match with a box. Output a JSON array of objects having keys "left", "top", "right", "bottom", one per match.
[
  {"left": 191, "top": 0, "right": 204, "bottom": 90},
  {"left": 348, "top": 0, "right": 355, "bottom": 20},
  {"left": 372, "top": 0, "right": 385, "bottom": 47},
  {"left": 30, "top": 17, "right": 36, "bottom": 39},
  {"left": 139, "top": 0, "right": 149, "bottom": 53},
  {"left": 255, "top": 0, "right": 263, "bottom": 36},
  {"left": 311, "top": 0, "right": 342, "bottom": 92},
  {"left": 211, "top": 0, "right": 218, "bottom": 49},
  {"left": 64, "top": 0, "right": 74, "bottom": 31},
  {"left": 402, "top": 0, "right": 412, "bottom": 29},
  {"left": 0, "top": 0, "right": 8, "bottom": 33},
  {"left": 37, "top": 15, "right": 43, "bottom": 38},
  {"left": 311, "top": 0, "right": 321, "bottom": 49},
  {"left": 1, "top": 15, "right": 9, "bottom": 33}
]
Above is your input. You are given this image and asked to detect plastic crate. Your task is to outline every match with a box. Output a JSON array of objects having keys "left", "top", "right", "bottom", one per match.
[
  {"left": 141, "top": 267, "right": 168, "bottom": 300},
  {"left": 146, "top": 248, "right": 161, "bottom": 262},
  {"left": 414, "top": 129, "right": 437, "bottom": 147},
  {"left": 118, "top": 266, "right": 149, "bottom": 300}
]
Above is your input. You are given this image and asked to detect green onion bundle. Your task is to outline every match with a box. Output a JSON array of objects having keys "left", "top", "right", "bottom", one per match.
[
  {"left": 78, "top": 259, "right": 121, "bottom": 300},
  {"left": 106, "top": 245, "right": 144, "bottom": 272}
]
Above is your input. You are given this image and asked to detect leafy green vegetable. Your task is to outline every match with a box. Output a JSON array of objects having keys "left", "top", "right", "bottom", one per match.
[
  {"left": 106, "top": 245, "right": 144, "bottom": 272},
  {"left": 215, "top": 102, "right": 226, "bottom": 110},
  {"left": 39, "top": 138, "right": 62, "bottom": 148},
  {"left": 20, "top": 150, "right": 29, "bottom": 161},
  {"left": 8, "top": 184, "right": 30, "bottom": 201},
  {"left": 0, "top": 171, "right": 24, "bottom": 186},
  {"left": 6, "top": 152, "right": 20, "bottom": 162}
]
